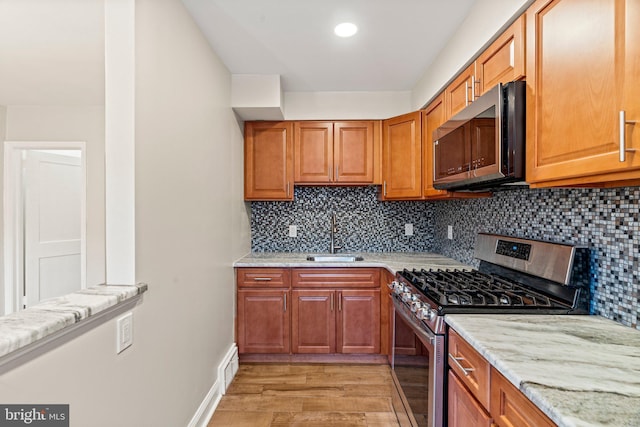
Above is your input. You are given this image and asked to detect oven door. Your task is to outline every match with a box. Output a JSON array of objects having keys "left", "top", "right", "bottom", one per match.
[{"left": 391, "top": 297, "right": 445, "bottom": 427}]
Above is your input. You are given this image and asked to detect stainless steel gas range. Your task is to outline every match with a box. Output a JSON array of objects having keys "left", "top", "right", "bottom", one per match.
[{"left": 388, "top": 233, "right": 590, "bottom": 427}]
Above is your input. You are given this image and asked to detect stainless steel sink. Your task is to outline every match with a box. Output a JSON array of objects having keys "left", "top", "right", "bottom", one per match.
[{"left": 306, "top": 255, "right": 364, "bottom": 262}]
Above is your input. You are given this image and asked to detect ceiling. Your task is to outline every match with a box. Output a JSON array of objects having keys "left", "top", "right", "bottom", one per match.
[
  {"left": 181, "top": 0, "right": 478, "bottom": 92},
  {"left": 0, "top": 0, "right": 104, "bottom": 106}
]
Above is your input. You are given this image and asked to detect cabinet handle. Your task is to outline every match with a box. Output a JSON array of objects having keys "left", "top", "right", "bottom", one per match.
[
  {"left": 448, "top": 354, "right": 475, "bottom": 376},
  {"left": 465, "top": 81, "right": 469, "bottom": 106},
  {"left": 471, "top": 76, "right": 476, "bottom": 101},
  {"left": 253, "top": 277, "right": 272, "bottom": 281},
  {"left": 330, "top": 293, "right": 334, "bottom": 312},
  {"left": 338, "top": 292, "right": 342, "bottom": 312},
  {"left": 335, "top": 165, "right": 339, "bottom": 180},
  {"left": 329, "top": 166, "right": 332, "bottom": 181},
  {"left": 287, "top": 181, "right": 290, "bottom": 197},
  {"left": 283, "top": 292, "right": 287, "bottom": 312},
  {"left": 619, "top": 110, "right": 637, "bottom": 162},
  {"left": 383, "top": 181, "right": 387, "bottom": 196}
]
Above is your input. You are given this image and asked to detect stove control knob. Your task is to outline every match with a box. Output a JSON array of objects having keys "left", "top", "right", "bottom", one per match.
[
  {"left": 387, "top": 280, "right": 399, "bottom": 291},
  {"left": 410, "top": 300, "right": 423, "bottom": 313},
  {"left": 416, "top": 307, "right": 428, "bottom": 320},
  {"left": 401, "top": 292, "right": 414, "bottom": 303},
  {"left": 427, "top": 309, "right": 437, "bottom": 322}
]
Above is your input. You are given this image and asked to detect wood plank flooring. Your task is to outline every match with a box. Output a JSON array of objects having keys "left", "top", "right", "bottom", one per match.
[{"left": 208, "top": 363, "right": 400, "bottom": 426}]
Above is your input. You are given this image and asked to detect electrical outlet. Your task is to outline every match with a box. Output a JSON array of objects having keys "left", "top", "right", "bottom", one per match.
[
  {"left": 288, "top": 225, "right": 298, "bottom": 238},
  {"left": 404, "top": 223, "right": 414, "bottom": 236},
  {"left": 447, "top": 225, "right": 453, "bottom": 240},
  {"left": 116, "top": 312, "right": 133, "bottom": 354}
]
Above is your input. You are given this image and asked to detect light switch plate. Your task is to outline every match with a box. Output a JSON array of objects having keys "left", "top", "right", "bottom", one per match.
[
  {"left": 447, "top": 225, "right": 453, "bottom": 240},
  {"left": 117, "top": 312, "right": 133, "bottom": 354},
  {"left": 288, "top": 225, "right": 298, "bottom": 238},
  {"left": 404, "top": 223, "right": 414, "bottom": 236}
]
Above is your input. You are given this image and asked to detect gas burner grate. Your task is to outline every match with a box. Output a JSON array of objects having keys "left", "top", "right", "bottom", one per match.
[{"left": 399, "top": 268, "right": 556, "bottom": 308}]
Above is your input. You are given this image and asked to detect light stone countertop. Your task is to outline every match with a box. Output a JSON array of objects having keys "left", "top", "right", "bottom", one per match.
[
  {"left": 234, "top": 251, "right": 471, "bottom": 273},
  {"left": 446, "top": 314, "right": 640, "bottom": 427},
  {"left": 0, "top": 284, "right": 148, "bottom": 360}
]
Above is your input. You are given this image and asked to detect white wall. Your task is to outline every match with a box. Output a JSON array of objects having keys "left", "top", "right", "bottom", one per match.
[
  {"left": 4, "top": 105, "right": 105, "bottom": 287},
  {"left": 284, "top": 90, "right": 411, "bottom": 120},
  {"left": 411, "top": 0, "right": 532, "bottom": 110},
  {"left": 0, "top": 1, "right": 250, "bottom": 426},
  {"left": 0, "top": 105, "right": 5, "bottom": 312}
]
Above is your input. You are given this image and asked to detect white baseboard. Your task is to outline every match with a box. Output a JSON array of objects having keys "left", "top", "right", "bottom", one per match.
[{"left": 188, "top": 343, "right": 239, "bottom": 427}]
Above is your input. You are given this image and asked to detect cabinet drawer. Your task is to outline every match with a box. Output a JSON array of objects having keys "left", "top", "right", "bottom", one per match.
[
  {"left": 449, "top": 329, "right": 491, "bottom": 410},
  {"left": 291, "top": 268, "right": 380, "bottom": 288},
  {"left": 490, "top": 367, "right": 555, "bottom": 427},
  {"left": 237, "top": 268, "right": 290, "bottom": 288}
]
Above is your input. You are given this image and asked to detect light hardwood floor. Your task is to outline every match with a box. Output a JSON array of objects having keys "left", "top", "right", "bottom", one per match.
[{"left": 208, "top": 363, "right": 401, "bottom": 427}]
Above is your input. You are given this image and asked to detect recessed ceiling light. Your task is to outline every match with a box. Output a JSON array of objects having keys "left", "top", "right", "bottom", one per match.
[{"left": 334, "top": 22, "right": 358, "bottom": 38}]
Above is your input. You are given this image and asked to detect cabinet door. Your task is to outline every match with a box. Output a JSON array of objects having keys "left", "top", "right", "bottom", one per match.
[
  {"left": 475, "top": 15, "right": 525, "bottom": 97},
  {"left": 445, "top": 64, "right": 475, "bottom": 118},
  {"left": 294, "top": 121, "right": 333, "bottom": 183},
  {"left": 526, "top": 0, "right": 640, "bottom": 185},
  {"left": 381, "top": 111, "right": 422, "bottom": 200},
  {"left": 244, "top": 121, "right": 293, "bottom": 200},
  {"left": 423, "top": 95, "right": 448, "bottom": 198},
  {"left": 291, "top": 289, "right": 336, "bottom": 353},
  {"left": 237, "top": 289, "right": 290, "bottom": 354},
  {"left": 490, "top": 368, "right": 555, "bottom": 427},
  {"left": 448, "top": 371, "right": 493, "bottom": 427},
  {"left": 337, "top": 289, "right": 381, "bottom": 354},
  {"left": 334, "top": 121, "right": 375, "bottom": 184}
]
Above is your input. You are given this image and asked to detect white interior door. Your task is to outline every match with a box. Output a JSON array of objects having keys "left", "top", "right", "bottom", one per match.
[{"left": 24, "top": 150, "right": 83, "bottom": 306}]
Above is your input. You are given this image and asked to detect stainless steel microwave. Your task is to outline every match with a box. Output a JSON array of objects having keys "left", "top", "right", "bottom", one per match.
[{"left": 433, "top": 81, "right": 526, "bottom": 190}]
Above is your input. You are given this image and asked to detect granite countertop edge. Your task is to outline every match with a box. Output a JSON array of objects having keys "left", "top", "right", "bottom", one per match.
[
  {"left": 0, "top": 283, "right": 148, "bottom": 359},
  {"left": 233, "top": 252, "right": 472, "bottom": 273}
]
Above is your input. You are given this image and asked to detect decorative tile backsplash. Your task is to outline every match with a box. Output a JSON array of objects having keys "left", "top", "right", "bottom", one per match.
[
  {"left": 251, "top": 186, "right": 640, "bottom": 329},
  {"left": 251, "top": 186, "right": 435, "bottom": 253}
]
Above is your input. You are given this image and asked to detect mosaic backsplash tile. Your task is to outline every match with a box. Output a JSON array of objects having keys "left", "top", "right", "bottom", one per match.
[
  {"left": 251, "top": 185, "right": 639, "bottom": 330},
  {"left": 430, "top": 187, "right": 640, "bottom": 329},
  {"left": 251, "top": 186, "right": 434, "bottom": 253}
]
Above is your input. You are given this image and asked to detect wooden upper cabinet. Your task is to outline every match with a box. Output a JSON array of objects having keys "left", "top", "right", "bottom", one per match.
[
  {"left": 526, "top": 0, "right": 640, "bottom": 187},
  {"left": 294, "top": 121, "right": 377, "bottom": 185},
  {"left": 244, "top": 121, "right": 294, "bottom": 200},
  {"left": 475, "top": 15, "right": 525, "bottom": 97},
  {"left": 445, "top": 64, "right": 475, "bottom": 118},
  {"left": 444, "top": 15, "right": 526, "bottom": 120},
  {"left": 381, "top": 111, "right": 422, "bottom": 200},
  {"left": 423, "top": 94, "right": 448, "bottom": 198},
  {"left": 334, "top": 121, "right": 376, "bottom": 184},
  {"left": 295, "top": 121, "right": 334, "bottom": 183}
]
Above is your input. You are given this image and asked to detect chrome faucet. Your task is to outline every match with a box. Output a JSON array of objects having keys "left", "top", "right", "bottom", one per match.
[{"left": 330, "top": 213, "right": 342, "bottom": 254}]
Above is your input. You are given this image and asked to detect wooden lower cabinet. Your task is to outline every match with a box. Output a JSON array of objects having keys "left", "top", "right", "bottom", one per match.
[
  {"left": 291, "top": 289, "right": 336, "bottom": 353},
  {"left": 237, "top": 289, "right": 290, "bottom": 354},
  {"left": 448, "top": 371, "right": 492, "bottom": 427},
  {"left": 291, "top": 288, "right": 380, "bottom": 354},
  {"left": 491, "top": 368, "right": 555, "bottom": 427},
  {"left": 448, "top": 328, "right": 557, "bottom": 427},
  {"left": 237, "top": 267, "right": 382, "bottom": 356},
  {"left": 338, "top": 289, "right": 380, "bottom": 353}
]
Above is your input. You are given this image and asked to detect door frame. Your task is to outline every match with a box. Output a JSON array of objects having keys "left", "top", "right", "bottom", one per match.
[{"left": 3, "top": 141, "right": 87, "bottom": 314}]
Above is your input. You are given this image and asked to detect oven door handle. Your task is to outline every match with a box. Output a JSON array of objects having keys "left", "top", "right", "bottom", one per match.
[
  {"left": 448, "top": 354, "right": 475, "bottom": 376},
  {"left": 392, "top": 297, "right": 436, "bottom": 345}
]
